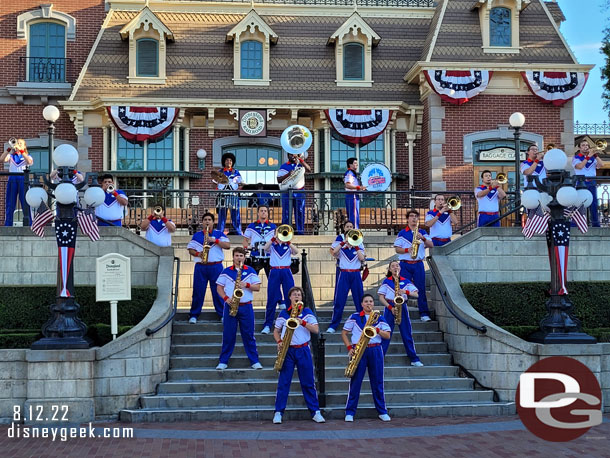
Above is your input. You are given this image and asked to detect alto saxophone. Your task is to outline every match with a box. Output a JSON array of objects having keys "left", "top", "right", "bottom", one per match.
[
  {"left": 274, "top": 301, "right": 303, "bottom": 372},
  {"left": 229, "top": 263, "right": 244, "bottom": 317},
  {"left": 201, "top": 229, "right": 211, "bottom": 264},
  {"left": 410, "top": 222, "right": 422, "bottom": 260},
  {"left": 345, "top": 310, "right": 380, "bottom": 378},
  {"left": 393, "top": 274, "right": 404, "bottom": 325}
]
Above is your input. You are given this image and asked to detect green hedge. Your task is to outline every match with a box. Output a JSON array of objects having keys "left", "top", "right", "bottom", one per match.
[{"left": 462, "top": 282, "right": 610, "bottom": 340}]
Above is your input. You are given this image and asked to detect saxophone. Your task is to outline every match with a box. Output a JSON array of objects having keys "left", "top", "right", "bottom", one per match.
[
  {"left": 410, "top": 222, "right": 422, "bottom": 260},
  {"left": 201, "top": 229, "right": 211, "bottom": 263},
  {"left": 345, "top": 310, "right": 380, "bottom": 378},
  {"left": 229, "top": 263, "right": 244, "bottom": 317},
  {"left": 393, "top": 275, "right": 404, "bottom": 325},
  {"left": 274, "top": 301, "right": 303, "bottom": 372}
]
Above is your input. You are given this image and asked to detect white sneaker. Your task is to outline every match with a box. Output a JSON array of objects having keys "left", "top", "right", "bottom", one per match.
[
  {"left": 261, "top": 326, "right": 271, "bottom": 335},
  {"left": 189, "top": 317, "right": 197, "bottom": 324},
  {"left": 312, "top": 411, "right": 325, "bottom": 423},
  {"left": 251, "top": 362, "right": 263, "bottom": 370},
  {"left": 411, "top": 361, "right": 424, "bottom": 367},
  {"left": 421, "top": 316, "right": 432, "bottom": 322},
  {"left": 216, "top": 363, "right": 227, "bottom": 371},
  {"left": 344, "top": 414, "right": 354, "bottom": 422},
  {"left": 378, "top": 414, "right": 391, "bottom": 422},
  {"left": 326, "top": 327, "right": 336, "bottom": 334},
  {"left": 273, "top": 412, "right": 282, "bottom": 424}
]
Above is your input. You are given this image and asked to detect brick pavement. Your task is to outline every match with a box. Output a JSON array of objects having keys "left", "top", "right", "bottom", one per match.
[{"left": 2, "top": 415, "right": 609, "bottom": 458}]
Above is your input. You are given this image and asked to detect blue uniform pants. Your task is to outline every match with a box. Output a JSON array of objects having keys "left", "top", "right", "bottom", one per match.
[
  {"left": 345, "top": 194, "right": 360, "bottom": 229},
  {"left": 274, "top": 345, "right": 320, "bottom": 415},
  {"left": 281, "top": 191, "right": 305, "bottom": 234},
  {"left": 329, "top": 270, "right": 363, "bottom": 330},
  {"left": 5, "top": 175, "right": 29, "bottom": 226},
  {"left": 477, "top": 212, "right": 500, "bottom": 227},
  {"left": 382, "top": 303, "right": 420, "bottom": 362},
  {"left": 264, "top": 268, "right": 295, "bottom": 329},
  {"left": 587, "top": 181, "right": 599, "bottom": 227},
  {"left": 189, "top": 263, "right": 224, "bottom": 318},
  {"left": 217, "top": 207, "right": 242, "bottom": 235},
  {"left": 432, "top": 238, "right": 450, "bottom": 247},
  {"left": 346, "top": 345, "right": 387, "bottom": 416},
  {"left": 219, "top": 302, "right": 259, "bottom": 365},
  {"left": 399, "top": 261, "right": 429, "bottom": 318}
]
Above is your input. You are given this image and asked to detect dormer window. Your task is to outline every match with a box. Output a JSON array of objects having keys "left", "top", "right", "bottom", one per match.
[
  {"left": 473, "top": 0, "right": 529, "bottom": 54},
  {"left": 119, "top": 7, "right": 174, "bottom": 84},
  {"left": 227, "top": 10, "right": 278, "bottom": 86},
  {"left": 328, "top": 13, "right": 380, "bottom": 87},
  {"left": 490, "top": 7, "right": 511, "bottom": 47}
]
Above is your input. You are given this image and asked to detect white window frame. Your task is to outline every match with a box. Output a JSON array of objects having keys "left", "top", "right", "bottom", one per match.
[{"left": 475, "top": 0, "right": 530, "bottom": 54}]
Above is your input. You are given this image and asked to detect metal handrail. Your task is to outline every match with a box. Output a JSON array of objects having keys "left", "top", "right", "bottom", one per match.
[
  {"left": 146, "top": 256, "right": 180, "bottom": 336},
  {"left": 427, "top": 257, "right": 487, "bottom": 334}
]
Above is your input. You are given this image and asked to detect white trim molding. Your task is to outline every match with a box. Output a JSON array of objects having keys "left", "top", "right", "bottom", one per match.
[{"left": 17, "top": 4, "right": 77, "bottom": 41}]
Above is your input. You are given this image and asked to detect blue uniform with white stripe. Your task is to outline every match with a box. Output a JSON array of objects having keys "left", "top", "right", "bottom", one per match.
[
  {"left": 425, "top": 209, "right": 453, "bottom": 246},
  {"left": 263, "top": 241, "right": 295, "bottom": 329},
  {"left": 475, "top": 186, "right": 500, "bottom": 227},
  {"left": 329, "top": 241, "right": 365, "bottom": 330},
  {"left": 145, "top": 219, "right": 173, "bottom": 247},
  {"left": 274, "top": 306, "right": 320, "bottom": 416},
  {"left": 278, "top": 162, "right": 305, "bottom": 234},
  {"left": 216, "top": 168, "right": 243, "bottom": 235},
  {"left": 344, "top": 169, "right": 361, "bottom": 229},
  {"left": 187, "top": 229, "right": 229, "bottom": 318},
  {"left": 394, "top": 228, "right": 430, "bottom": 319},
  {"left": 344, "top": 312, "right": 391, "bottom": 417},
  {"left": 572, "top": 153, "right": 600, "bottom": 227},
  {"left": 96, "top": 189, "right": 128, "bottom": 226},
  {"left": 217, "top": 265, "right": 261, "bottom": 365},
  {"left": 4, "top": 152, "right": 30, "bottom": 226}
]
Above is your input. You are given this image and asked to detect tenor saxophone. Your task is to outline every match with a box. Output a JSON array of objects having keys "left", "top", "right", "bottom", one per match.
[
  {"left": 229, "top": 263, "right": 244, "bottom": 317},
  {"left": 201, "top": 229, "right": 211, "bottom": 264},
  {"left": 393, "top": 275, "right": 404, "bottom": 325},
  {"left": 274, "top": 301, "right": 303, "bottom": 372},
  {"left": 345, "top": 310, "right": 380, "bottom": 378}
]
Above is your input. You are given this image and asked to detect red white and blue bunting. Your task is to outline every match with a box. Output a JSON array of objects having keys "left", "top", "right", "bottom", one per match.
[
  {"left": 107, "top": 106, "right": 179, "bottom": 142},
  {"left": 521, "top": 71, "right": 589, "bottom": 106},
  {"left": 424, "top": 70, "right": 493, "bottom": 105},
  {"left": 324, "top": 109, "right": 392, "bottom": 146}
]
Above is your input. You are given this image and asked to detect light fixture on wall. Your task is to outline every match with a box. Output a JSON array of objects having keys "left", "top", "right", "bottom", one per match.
[{"left": 196, "top": 148, "right": 207, "bottom": 169}]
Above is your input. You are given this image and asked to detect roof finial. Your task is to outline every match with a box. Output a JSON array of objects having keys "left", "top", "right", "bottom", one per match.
[
  {"left": 251, "top": 0, "right": 255, "bottom": 9},
  {"left": 145, "top": 0, "right": 150, "bottom": 7},
  {"left": 353, "top": 0, "right": 358, "bottom": 12}
]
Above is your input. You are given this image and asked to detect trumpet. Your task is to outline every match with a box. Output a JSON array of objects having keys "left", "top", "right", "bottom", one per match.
[
  {"left": 277, "top": 224, "right": 293, "bottom": 243},
  {"left": 447, "top": 196, "right": 461, "bottom": 211},
  {"left": 546, "top": 143, "right": 556, "bottom": 151},
  {"left": 8, "top": 138, "right": 17, "bottom": 149},
  {"left": 496, "top": 173, "right": 508, "bottom": 185},
  {"left": 593, "top": 140, "right": 607, "bottom": 157},
  {"left": 153, "top": 206, "right": 163, "bottom": 217},
  {"left": 346, "top": 229, "right": 363, "bottom": 247},
  {"left": 106, "top": 184, "right": 115, "bottom": 193}
]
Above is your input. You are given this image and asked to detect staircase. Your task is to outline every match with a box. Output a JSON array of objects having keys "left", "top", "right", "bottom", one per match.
[{"left": 120, "top": 307, "right": 514, "bottom": 422}]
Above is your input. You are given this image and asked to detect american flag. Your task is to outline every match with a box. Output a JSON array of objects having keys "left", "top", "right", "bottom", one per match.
[
  {"left": 522, "top": 204, "right": 550, "bottom": 239},
  {"left": 564, "top": 205, "right": 588, "bottom": 234},
  {"left": 77, "top": 209, "right": 100, "bottom": 242},
  {"left": 55, "top": 220, "right": 77, "bottom": 298},
  {"left": 547, "top": 220, "right": 570, "bottom": 295},
  {"left": 31, "top": 206, "right": 54, "bottom": 238}
]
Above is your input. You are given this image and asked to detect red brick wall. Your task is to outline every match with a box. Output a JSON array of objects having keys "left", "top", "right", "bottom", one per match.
[
  {"left": 417, "top": 98, "right": 431, "bottom": 190},
  {"left": 441, "top": 94, "right": 563, "bottom": 191}
]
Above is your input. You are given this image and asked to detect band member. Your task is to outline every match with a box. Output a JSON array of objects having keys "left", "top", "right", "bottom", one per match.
[
  {"left": 94, "top": 174, "right": 128, "bottom": 226},
  {"left": 344, "top": 158, "right": 366, "bottom": 229},
  {"left": 394, "top": 209, "right": 434, "bottom": 322},
  {"left": 342, "top": 294, "right": 392, "bottom": 422},
  {"left": 50, "top": 168, "right": 84, "bottom": 185},
  {"left": 272, "top": 286, "right": 325, "bottom": 424},
  {"left": 573, "top": 140, "right": 605, "bottom": 227},
  {"left": 475, "top": 170, "right": 506, "bottom": 227},
  {"left": 244, "top": 204, "right": 276, "bottom": 279},
  {"left": 187, "top": 212, "right": 230, "bottom": 323},
  {"left": 520, "top": 144, "right": 546, "bottom": 189},
  {"left": 277, "top": 153, "right": 311, "bottom": 235},
  {"left": 260, "top": 226, "right": 299, "bottom": 334},
  {"left": 327, "top": 224, "right": 365, "bottom": 334},
  {"left": 330, "top": 220, "right": 354, "bottom": 303},
  {"left": 140, "top": 206, "right": 176, "bottom": 247},
  {"left": 215, "top": 152, "right": 244, "bottom": 235},
  {"left": 378, "top": 261, "right": 423, "bottom": 366},
  {"left": 424, "top": 194, "right": 457, "bottom": 246},
  {"left": 216, "top": 247, "right": 263, "bottom": 370},
  {"left": 2, "top": 138, "right": 33, "bottom": 226}
]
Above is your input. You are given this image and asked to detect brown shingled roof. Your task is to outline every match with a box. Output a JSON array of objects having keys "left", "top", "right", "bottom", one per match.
[{"left": 545, "top": 1, "right": 566, "bottom": 24}]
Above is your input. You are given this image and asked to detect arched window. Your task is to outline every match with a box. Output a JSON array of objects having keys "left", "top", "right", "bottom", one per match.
[
  {"left": 490, "top": 7, "right": 511, "bottom": 47},
  {"left": 343, "top": 43, "right": 364, "bottom": 80},
  {"left": 136, "top": 38, "right": 159, "bottom": 77},
  {"left": 28, "top": 22, "right": 66, "bottom": 82},
  {"left": 240, "top": 40, "right": 263, "bottom": 80}
]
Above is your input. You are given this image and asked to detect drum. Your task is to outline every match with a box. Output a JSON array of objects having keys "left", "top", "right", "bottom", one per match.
[
  {"left": 245, "top": 256, "right": 268, "bottom": 274},
  {"left": 290, "top": 258, "right": 300, "bottom": 275},
  {"left": 361, "top": 163, "right": 392, "bottom": 192},
  {"left": 215, "top": 191, "right": 239, "bottom": 210}
]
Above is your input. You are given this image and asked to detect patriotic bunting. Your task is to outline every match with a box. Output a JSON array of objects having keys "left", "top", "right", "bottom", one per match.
[
  {"left": 56, "top": 220, "right": 77, "bottom": 298},
  {"left": 107, "top": 106, "right": 179, "bottom": 142},
  {"left": 424, "top": 70, "right": 493, "bottom": 105},
  {"left": 324, "top": 109, "right": 392, "bottom": 146},
  {"left": 521, "top": 71, "right": 589, "bottom": 106},
  {"left": 547, "top": 220, "right": 570, "bottom": 296}
]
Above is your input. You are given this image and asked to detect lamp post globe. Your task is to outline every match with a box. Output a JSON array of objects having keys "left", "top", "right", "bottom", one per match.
[
  {"left": 53, "top": 144, "right": 79, "bottom": 168},
  {"left": 509, "top": 112, "right": 525, "bottom": 128}
]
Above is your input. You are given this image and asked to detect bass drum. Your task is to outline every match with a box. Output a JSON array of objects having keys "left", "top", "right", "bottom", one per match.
[
  {"left": 290, "top": 258, "right": 300, "bottom": 275},
  {"left": 361, "top": 163, "right": 392, "bottom": 192}
]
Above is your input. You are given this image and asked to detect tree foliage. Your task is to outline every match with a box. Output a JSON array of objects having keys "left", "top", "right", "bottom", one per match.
[{"left": 603, "top": 1, "right": 610, "bottom": 115}]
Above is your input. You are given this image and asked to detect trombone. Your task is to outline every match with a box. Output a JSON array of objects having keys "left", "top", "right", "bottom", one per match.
[
  {"left": 594, "top": 140, "right": 607, "bottom": 156},
  {"left": 153, "top": 205, "right": 163, "bottom": 218},
  {"left": 277, "top": 224, "right": 293, "bottom": 243},
  {"left": 346, "top": 229, "right": 363, "bottom": 247},
  {"left": 495, "top": 173, "right": 508, "bottom": 185},
  {"left": 446, "top": 196, "right": 461, "bottom": 211}
]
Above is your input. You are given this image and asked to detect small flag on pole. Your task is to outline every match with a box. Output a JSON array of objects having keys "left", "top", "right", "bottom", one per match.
[
  {"left": 31, "top": 206, "right": 54, "bottom": 238},
  {"left": 77, "top": 209, "right": 100, "bottom": 242},
  {"left": 522, "top": 204, "right": 550, "bottom": 239},
  {"left": 564, "top": 205, "right": 588, "bottom": 234}
]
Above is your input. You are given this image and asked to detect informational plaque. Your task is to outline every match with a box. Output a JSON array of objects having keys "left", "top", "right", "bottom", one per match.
[
  {"left": 96, "top": 253, "right": 132, "bottom": 302},
  {"left": 239, "top": 109, "right": 267, "bottom": 137}
]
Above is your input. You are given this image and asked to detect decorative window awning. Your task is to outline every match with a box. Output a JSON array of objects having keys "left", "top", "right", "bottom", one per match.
[
  {"left": 324, "top": 109, "right": 392, "bottom": 146},
  {"left": 521, "top": 71, "right": 589, "bottom": 106},
  {"left": 424, "top": 70, "right": 493, "bottom": 105},
  {"left": 108, "top": 106, "right": 179, "bottom": 142}
]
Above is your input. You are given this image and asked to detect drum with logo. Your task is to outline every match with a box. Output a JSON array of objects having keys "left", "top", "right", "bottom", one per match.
[{"left": 361, "top": 163, "right": 392, "bottom": 192}]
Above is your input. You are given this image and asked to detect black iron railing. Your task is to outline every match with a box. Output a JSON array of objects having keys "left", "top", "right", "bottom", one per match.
[
  {"left": 146, "top": 256, "right": 181, "bottom": 336},
  {"left": 574, "top": 121, "right": 610, "bottom": 136},
  {"left": 19, "top": 57, "right": 73, "bottom": 83}
]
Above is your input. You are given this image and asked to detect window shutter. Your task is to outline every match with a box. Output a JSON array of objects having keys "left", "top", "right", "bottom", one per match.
[
  {"left": 343, "top": 43, "right": 364, "bottom": 80},
  {"left": 137, "top": 40, "right": 159, "bottom": 77}
]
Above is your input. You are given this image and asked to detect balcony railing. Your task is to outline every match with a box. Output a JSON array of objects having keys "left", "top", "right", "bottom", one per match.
[
  {"left": 574, "top": 121, "right": 610, "bottom": 136},
  {"left": 19, "top": 57, "right": 73, "bottom": 84},
  {"left": 190, "top": 0, "right": 435, "bottom": 5}
]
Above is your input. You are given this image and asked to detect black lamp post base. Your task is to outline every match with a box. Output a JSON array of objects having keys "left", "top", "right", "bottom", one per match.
[
  {"left": 528, "top": 331, "right": 597, "bottom": 345},
  {"left": 31, "top": 336, "right": 92, "bottom": 350}
]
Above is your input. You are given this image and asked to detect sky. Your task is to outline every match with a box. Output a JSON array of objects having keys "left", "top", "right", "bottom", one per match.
[{"left": 557, "top": 0, "right": 608, "bottom": 123}]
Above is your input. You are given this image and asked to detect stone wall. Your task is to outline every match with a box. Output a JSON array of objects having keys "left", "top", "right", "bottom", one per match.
[
  {"left": 428, "top": 227, "right": 610, "bottom": 412},
  {"left": 0, "top": 227, "right": 173, "bottom": 423}
]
